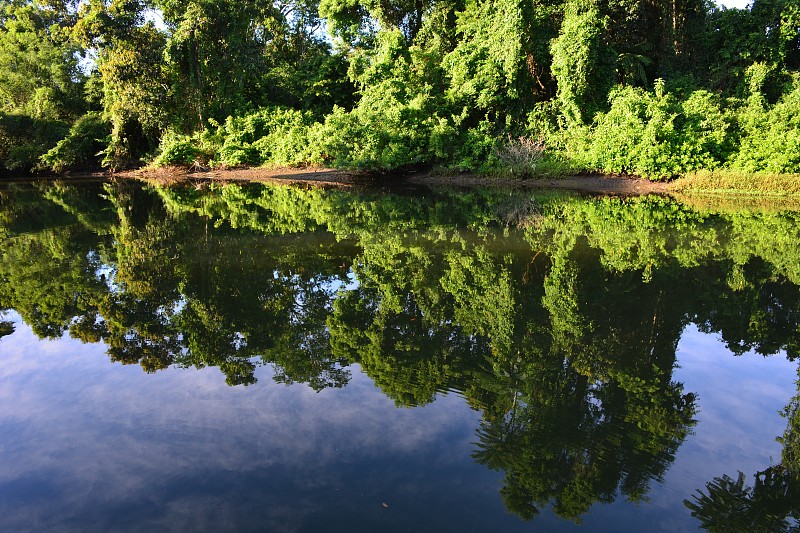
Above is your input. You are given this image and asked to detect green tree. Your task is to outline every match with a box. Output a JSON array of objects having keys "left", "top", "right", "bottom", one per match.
[
  {"left": 0, "top": 0, "right": 85, "bottom": 120},
  {"left": 444, "top": 0, "right": 554, "bottom": 123},
  {"left": 550, "top": 0, "right": 615, "bottom": 124},
  {"left": 73, "top": 0, "right": 169, "bottom": 167}
]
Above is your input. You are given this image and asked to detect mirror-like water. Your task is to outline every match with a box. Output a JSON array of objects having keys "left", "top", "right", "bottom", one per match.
[{"left": 0, "top": 180, "right": 798, "bottom": 531}]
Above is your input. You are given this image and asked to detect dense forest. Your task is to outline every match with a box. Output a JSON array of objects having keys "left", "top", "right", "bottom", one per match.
[{"left": 0, "top": 0, "right": 798, "bottom": 178}]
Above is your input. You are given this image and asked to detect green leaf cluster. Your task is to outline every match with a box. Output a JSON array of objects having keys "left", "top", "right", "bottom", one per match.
[{"left": 0, "top": 0, "right": 799, "bottom": 180}]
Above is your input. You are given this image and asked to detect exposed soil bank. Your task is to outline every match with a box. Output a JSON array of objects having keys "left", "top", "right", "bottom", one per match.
[
  {"left": 405, "top": 172, "right": 672, "bottom": 194},
  {"left": 9, "top": 167, "right": 800, "bottom": 212},
  {"left": 115, "top": 166, "right": 673, "bottom": 195},
  {"left": 26, "top": 166, "right": 800, "bottom": 202}
]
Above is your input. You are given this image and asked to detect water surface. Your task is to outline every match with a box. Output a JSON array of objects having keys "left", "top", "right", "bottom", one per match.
[{"left": 0, "top": 180, "right": 798, "bottom": 531}]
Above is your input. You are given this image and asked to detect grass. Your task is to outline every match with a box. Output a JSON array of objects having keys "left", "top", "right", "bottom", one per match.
[
  {"left": 672, "top": 192, "right": 800, "bottom": 214},
  {"left": 670, "top": 170, "right": 800, "bottom": 197}
]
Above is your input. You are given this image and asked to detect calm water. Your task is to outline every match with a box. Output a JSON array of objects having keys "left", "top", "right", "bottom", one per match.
[{"left": 0, "top": 180, "right": 798, "bottom": 531}]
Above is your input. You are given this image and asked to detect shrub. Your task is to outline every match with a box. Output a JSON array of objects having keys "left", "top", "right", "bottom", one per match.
[
  {"left": 548, "top": 72, "right": 799, "bottom": 179},
  {"left": 212, "top": 107, "right": 313, "bottom": 167},
  {"left": 152, "top": 107, "right": 316, "bottom": 169},
  {"left": 731, "top": 80, "right": 800, "bottom": 173},
  {"left": 311, "top": 100, "right": 437, "bottom": 171},
  {"left": 153, "top": 130, "right": 203, "bottom": 167},
  {"left": 580, "top": 85, "right": 674, "bottom": 178},
  {"left": 0, "top": 113, "right": 68, "bottom": 172},
  {"left": 429, "top": 119, "right": 498, "bottom": 173},
  {"left": 577, "top": 82, "right": 735, "bottom": 180},
  {"left": 249, "top": 109, "right": 314, "bottom": 165},
  {"left": 672, "top": 90, "right": 734, "bottom": 171},
  {"left": 493, "top": 136, "right": 546, "bottom": 177},
  {"left": 39, "top": 112, "right": 110, "bottom": 172}
]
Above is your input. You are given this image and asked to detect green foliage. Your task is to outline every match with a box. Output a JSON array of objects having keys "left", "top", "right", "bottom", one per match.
[
  {"left": 152, "top": 130, "right": 203, "bottom": 167},
  {"left": 0, "top": 112, "right": 69, "bottom": 172},
  {"left": 72, "top": 0, "right": 171, "bottom": 169},
  {"left": 435, "top": 122, "right": 499, "bottom": 173},
  {"left": 702, "top": 0, "right": 800, "bottom": 96},
  {"left": 154, "top": 106, "right": 315, "bottom": 167},
  {"left": 0, "top": 1, "right": 87, "bottom": 172},
  {"left": 567, "top": 83, "right": 735, "bottom": 179},
  {"left": 308, "top": 29, "right": 444, "bottom": 170},
  {"left": 0, "top": 0, "right": 85, "bottom": 120},
  {"left": 578, "top": 85, "right": 679, "bottom": 179},
  {"left": 444, "top": 0, "right": 531, "bottom": 114},
  {"left": 217, "top": 107, "right": 315, "bottom": 167},
  {"left": 0, "top": 0, "right": 798, "bottom": 179},
  {"left": 263, "top": 52, "right": 357, "bottom": 117},
  {"left": 311, "top": 103, "right": 434, "bottom": 170},
  {"left": 550, "top": 0, "right": 615, "bottom": 124},
  {"left": 40, "top": 112, "right": 110, "bottom": 172},
  {"left": 731, "top": 79, "right": 800, "bottom": 173},
  {"left": 319, "top": 0, "right": 371, "bottom": 45}
]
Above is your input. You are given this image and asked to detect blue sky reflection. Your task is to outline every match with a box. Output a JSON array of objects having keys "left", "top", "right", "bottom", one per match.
[{"left": 0, "top": 316, "right": 797, "bottom": 532}]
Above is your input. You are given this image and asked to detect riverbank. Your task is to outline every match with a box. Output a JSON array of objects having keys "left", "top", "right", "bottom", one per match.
[
  {"left": 670, "top": 171, "right": 800, "bottom": 197},
  {"left": 7, "top": 166, "right": 800, "bottom": 201},
  {"left": 114, "top": 166, "right": 673, "bottom": 195}
]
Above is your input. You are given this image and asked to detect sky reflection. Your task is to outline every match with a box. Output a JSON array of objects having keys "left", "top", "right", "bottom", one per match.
[
  {"left": 0, "top": 313, "right": 514, "bottom": 532},
  {"left": 0, "top": 313, "right": 797, "bottom": 531}
]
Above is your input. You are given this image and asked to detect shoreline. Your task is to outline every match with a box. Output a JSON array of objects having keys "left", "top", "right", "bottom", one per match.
[
  {"left": 5, "top": 167, "right": 800, "bottom": 205},
  {"left": 45, "top": 166, "right": 674, "bottom": 196}
]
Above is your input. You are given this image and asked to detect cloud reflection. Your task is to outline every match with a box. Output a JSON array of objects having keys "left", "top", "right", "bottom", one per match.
[
  {"left": 661, "top": 324, "right": 797, "bottom": 501},
  {"left": 0, "top": 318, "right": 487, "bottom": 532}
]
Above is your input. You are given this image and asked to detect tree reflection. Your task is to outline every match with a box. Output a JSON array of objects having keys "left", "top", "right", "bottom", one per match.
[
  {"left": 685, "top": 370, "right": 800, "bottom": 531},
  {"left": 0, "top": 318, "right": 13, "bottom": 339},
  {"left": 1, "top": 180, "right": 800, "bottom": 523}
]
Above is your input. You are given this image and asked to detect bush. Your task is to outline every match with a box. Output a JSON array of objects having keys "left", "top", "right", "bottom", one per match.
[
  {"left": 428, "top": 118, "right": 493, "bottom": 172},
  {"left": 152, "top": 107, "right": 316, "bottom": 168},
  {"left": 307, "top": 30, "right": 448, "bottom": 172},
  {"left": 672, "top": 90, "right": 735, "bottom": 171},
  {"left": 580, "top": 85, "right": 674, "bottom": 178},
  {"left": 39, "top": 112, "right": 110, "bottom": 172},
  {"left": 207, "top": 107, "right": 313, "bottom": 167},
  {"left": 493, "top": 136, "right": 546, "bottom": 177},
  {"left": 248, "top": 109, "right": 314, "bottom": 165},
  {"left": 153, "top": 130, "right": 203, "bottom": 167},
  {"left": 545, "top": 71, "right": 800, "bottom": 179},
  {"left": 576, "top": 82, "right": 734, "bottom": 180},
  {"left": 310, "top": 101, "right": 437, "bottom": 171},
  {"left": 731, "top": 81, "right": 800, "bottom": 173},
  {"left": 450, "top": 123, "right": 499, "bottom": 173},
  {"left": 0, "top": 113, "right": 68, "bottom": 172}
]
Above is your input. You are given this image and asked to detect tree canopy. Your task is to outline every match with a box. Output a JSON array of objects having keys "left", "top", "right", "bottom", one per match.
[{"left": 0, "top": 0, "right": 797, "bottom": 177}]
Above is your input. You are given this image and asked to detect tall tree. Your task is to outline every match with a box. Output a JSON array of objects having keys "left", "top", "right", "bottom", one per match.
[
  {"left": 550, "top": 0, "right": 615, "bottom": 124},
  {"left": 444, "top": 0, "right": 558, "bottom": 125},
  {"left": 0, "top": 0, "right": 84, "bottom": 119},
  {"left": 73, "top": 0, "right": 169, "bottom": 167}
]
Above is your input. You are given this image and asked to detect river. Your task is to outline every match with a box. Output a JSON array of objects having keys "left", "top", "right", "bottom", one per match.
[{"left": 0, "top": 179, "right": 797, "bottom": 531}]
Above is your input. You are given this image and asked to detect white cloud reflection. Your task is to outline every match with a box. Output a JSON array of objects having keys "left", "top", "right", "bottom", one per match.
[
  {"left": 0, "top": 318, "right": 495, "bottom": 532},
  {"left": 0, "top": 319, "right": 797, "bottom": 532},
  {"left": 656, "top": 325, "right": 798, "bottom": 512}
]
